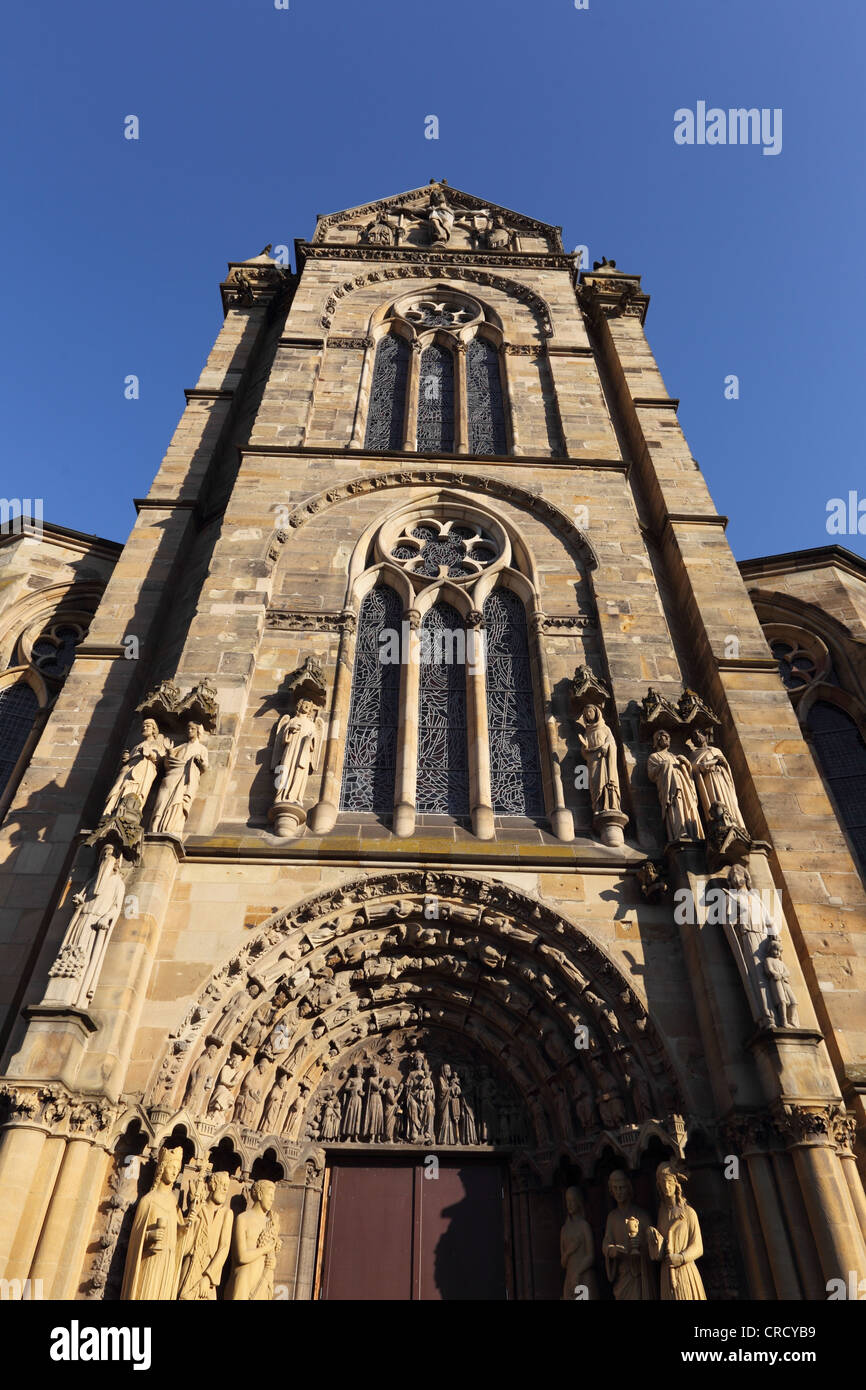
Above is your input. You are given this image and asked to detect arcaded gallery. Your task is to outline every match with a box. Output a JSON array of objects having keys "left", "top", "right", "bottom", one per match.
[{"left": 0, "top": 183, "right": 865, "bottom": 1301}]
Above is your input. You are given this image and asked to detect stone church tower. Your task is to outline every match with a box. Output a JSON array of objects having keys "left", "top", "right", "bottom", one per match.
[{"left": 0, "top": 182, "right": 864, "bottom": 1301}]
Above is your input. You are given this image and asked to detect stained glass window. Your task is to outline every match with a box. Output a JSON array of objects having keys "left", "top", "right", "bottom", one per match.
[
  {"left": 417, "top": 344, "right": 454, "bottom": 454},
  {"left": 417, "top": 603, "right": 469, "bottom": 815},
  {"left": 365, "top": 335, "right": 410, "bottom": 451},
  {"left": 467, "top": 339, "right": 507, "bottom": 455},
  {"left": 483, "top": 590, "right": 544, "bottom": 816},
  {"left": 0, "top": 681, "right": 39, "bottom": 802},
  {"left": 340, "top": 587, "right": 402, "bottom": 813},
  {"left": 807, "top": 701, "right": 866, "bottom": 877}
]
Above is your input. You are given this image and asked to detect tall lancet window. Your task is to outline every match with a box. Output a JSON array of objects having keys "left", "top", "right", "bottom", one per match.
[
  {"left": 483, "top": 589, "right": 544, "bottom": 815},
  {"left": 417, "top": 602, "right": 469, "bottom": 815},
  {"left": 0, "top": 682, "right": 40, "bottom": 802},
  {"left": 365, "top": 335, "right": 410, "bottom": 450},
  {"left": 417, "top": 344, "right": 455, "bottom": 454},
  {"left": 340, "top": 586, "right": 402, "bottom": 813},
  {"left": 467, "top": 339, "right": 507, "bottom": 455}
]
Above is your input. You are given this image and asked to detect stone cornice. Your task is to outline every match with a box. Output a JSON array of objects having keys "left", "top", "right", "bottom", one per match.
[
  {"left": 238, "top": 443, "right": 628, "bottom": 472},
  {"left": 297, "top": 241, "right": 574, "bottom": 272}
]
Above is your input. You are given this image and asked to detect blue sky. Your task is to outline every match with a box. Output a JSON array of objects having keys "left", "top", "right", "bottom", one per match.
[{"left": 2, "top": 0, "right": 864, "bottom": 560}]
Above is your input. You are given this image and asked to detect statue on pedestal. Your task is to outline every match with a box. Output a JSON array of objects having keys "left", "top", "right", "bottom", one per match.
[
  {"left": 46, "top": 844, "right": 126, "bottom": 1008},
  {"left": 150, "top": 721, "right": 209, "bottom": 837},
  {"left": 647, "top": 730, "right": 703, "bottom": 842}
]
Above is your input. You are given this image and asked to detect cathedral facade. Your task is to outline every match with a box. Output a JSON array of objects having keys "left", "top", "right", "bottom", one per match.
[{"left": 0, "top": 183, "right": 865, "bottom": 1301}]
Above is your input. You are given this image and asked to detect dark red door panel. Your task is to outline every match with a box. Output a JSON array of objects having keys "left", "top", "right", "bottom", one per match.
[
  {"left": 321, "top": 1162, "right": 415, "bottom": 1300},
  {"left": 419, "top": 1161, "right": 506, "bottom": 1300}
]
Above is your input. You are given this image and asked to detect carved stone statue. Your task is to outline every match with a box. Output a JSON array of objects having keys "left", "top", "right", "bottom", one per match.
[
  {"left": 150, "top": 721, "right": 208, "bottom": 837},
  {"left": 483, "top": 214, "right": 517, "bottom": 251},
  {"left": 722, "top": 864, "right": 776, "bottom": 1028},
  {"left": 560, "top": 1186, "right": 598, "bottom": 1300},
  {"left": 103, "top": 718, "right": 167, "bottom": 817},
  {"left": 121, "top": 1147, "right": 186, "bottom": 1300},
  {"left": 183, "top": 1037, "right": 222, "bottom": 1115},
  {"left": 763, "top": 938, "right": 801, "bottom": 1028},
  {"left": 177, "top": 1169, "right": 233, "bottom": 1301},
  {"left": 426, "top": 187, "right": 455, "bottom": 243},
  {"left": 687, "top": 729, "right": 745, "bottom": 829},
  {"left": 46, "top": 845, "right": 126, "bottom": 1008},
  {"left": 363, "top": 1062, "right": 385, "bottom": 1141},
  {"left": 602, "top": 1170, "right": 656, "bottom": 1300},
  {"left": 224, "top": 1179, "right": 281, "bottom": 1300},
  {"left": 208, "top": 1052, "right": 244, "bottom": 1118},
  {"left": 577, "top": 704, "right": 621, "bottom": 813},
  {"left": 340, "top": 1063, "right": 364, "bottom": 1139},
  {"left": 262, "top": 1071, "right": 291, "bottom": 1132},
  {"left": 646, "top": 730, "right": 703, "bottom": 842},
  {"left": 647, "top": 1163, "right": 706, "bottom": 1300},
  {"left": 234, "top": 1057, "right": 269, "bottom": 1128},
  {"left": 269, "top": 698, "right": 324, "bottom": 838}
]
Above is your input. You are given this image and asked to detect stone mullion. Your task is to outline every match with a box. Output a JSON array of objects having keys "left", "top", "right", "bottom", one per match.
[
  {"left": 454, "top": 341, "right": 469, "bottom": 455},
  {"left": 393, "top": 610, "right": 421, "bottom": 837},
  {"left": 403, "top": 344, "right": 421, "bottom": 451},
  {"left": 466, "top": 614, "right": 494, "bottom": 840}
]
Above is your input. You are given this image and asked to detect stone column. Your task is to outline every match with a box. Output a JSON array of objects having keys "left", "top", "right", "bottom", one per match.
[
  {"left": 29, "top": 1136, "right": 109, "bottom": 1298},
  {"left": 310, "top": 613, "right": 356, "bottom": 835},
  {"left": 0, "top": 1123, "right": 51, "bottom": 1280}
]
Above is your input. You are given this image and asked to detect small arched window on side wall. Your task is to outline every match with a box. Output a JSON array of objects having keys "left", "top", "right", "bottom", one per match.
[
  {"left": 0, "top": 612, "right": 91, "bottom": 821},
  {"left": 806, "top": 700, "right": 866, "bottom": 878}
]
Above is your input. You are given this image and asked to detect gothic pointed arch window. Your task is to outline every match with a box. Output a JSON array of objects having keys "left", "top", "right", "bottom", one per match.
[
  {"left": 806, "top": 700, "right": 866, "bottom": 876},
  {"left": 0, "top": 609, "right": 91, "bottom": 819},
  {"left": 329, "top": 500, "right": 566, "bottom": 840},
  {"left": 417, "top": 602, "right": 469, "bottom": 815},
  {"left": 0, "top": 679, "right": 41, "bottom": 802},
  {"left": 361, "top": 288, "right": 513, "bottom": 457},
  {"left": 467, "top": 337, "right": 507, "bottom": 456},
  {"left": 417, "top": 343, "right": 455, "bottom": 454},
  {"left": 483, "top": 588, "right": 544, "bottom": 815},
  {"left": 340, "top": 585, "right": 402, "bottom": 813},
  {"left": 364, "top": 334, "right": 410, "bottom": 451}
]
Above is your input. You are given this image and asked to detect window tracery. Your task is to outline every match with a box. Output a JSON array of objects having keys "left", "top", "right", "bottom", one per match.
[
  {"left": 388, "top": 518, "right": 498, "bottom": 581},
  {"left": 417, "top": 343, "right": 454, "bottom": 454},
  {"left": 364, "top": 334, "right": 410, "bottom": 451}
]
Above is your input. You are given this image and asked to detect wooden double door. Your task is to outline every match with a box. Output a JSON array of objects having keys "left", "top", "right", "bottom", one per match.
[{"left": 318, "top": 1156, "right": 510, "bottom": 1300}]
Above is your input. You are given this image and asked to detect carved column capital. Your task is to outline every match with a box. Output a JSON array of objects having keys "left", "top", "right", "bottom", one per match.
[{"left": 771, "top": 1102, "right": 836, "bottom": 1148}]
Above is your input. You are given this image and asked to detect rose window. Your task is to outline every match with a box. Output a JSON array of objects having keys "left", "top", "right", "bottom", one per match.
[
  {"left": 403, "top": 298, "right": 476, "bottom": 330},
  {"left": 389, "top": 519, "right": 499, "bottom": 580},
  {"left": 770, "top": 639, "right": 819, "bottom": 690}
]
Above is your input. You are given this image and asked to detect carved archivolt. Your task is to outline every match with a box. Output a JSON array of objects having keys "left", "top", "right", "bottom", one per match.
[
  {"left": 265, "top": 468, "right": 599, "bottom": 573},
  {"left": 143, "top": 873, "right": 688, "bottom": 1176},
  {"left": 318, "top": 264, "right": 555, "bottom": 337}
]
